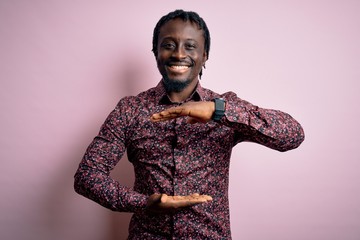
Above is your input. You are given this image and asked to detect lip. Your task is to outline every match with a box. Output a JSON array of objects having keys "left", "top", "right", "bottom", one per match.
[{"left": 166, "top": 64, "right": 191, "bottom": 74}]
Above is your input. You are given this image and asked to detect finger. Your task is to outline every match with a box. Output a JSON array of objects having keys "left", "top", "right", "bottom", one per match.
[
  {"left": 150, "top": 116, "right": 167, "bottom": 122},
  {"left": 160, "top": 194, "right": 168, "bottom": 203},
  {"left": 151, "top": 106, "right": 193, "bottom": 122},
  {"left": 150, "top": 114, "right": 172, "bottom": 122},
  {"left": 183, "top": 194, "right": 210, "bottom": 202},
  {"left": 190, "top": 193, "right": 200, "bottom": 197},
  {"left": 164, "top": 194, "right": 212, "bottom": 207},
  {"left": 151, "top": 112, "right": 170, "bottom": 119},
  {"left": 182, "top": 197, "right": 207, "bottom": 204},
  {"left": 171, "top": 196, "right": 183, "bottom": 201},
  {"left": 162, "top": 107, "right": 190, "bottom": 117},
  {"left": 188, "top": 194, "right": 212, "bottom": 202},
  {"left": 171, "top": 200, "right": 202, "bottom": 208},
  {"left": 150, "top": 111, "right": 181, "bottom": 122},
  {"left": 202, "top": 195, "right": 213, "bottom": 201}
]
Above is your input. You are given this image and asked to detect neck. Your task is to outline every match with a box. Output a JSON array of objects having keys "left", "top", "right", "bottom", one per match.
[{"left": 167, "top": 79, "right": 198, "bottom": 103}]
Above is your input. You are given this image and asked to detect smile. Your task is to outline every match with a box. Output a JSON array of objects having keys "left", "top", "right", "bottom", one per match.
[
  {"left": 170, "top": 65, "right": 189, "bottom": 69},
  {"left": 167, "top": 65, "right": 190, "bottom": 73}
]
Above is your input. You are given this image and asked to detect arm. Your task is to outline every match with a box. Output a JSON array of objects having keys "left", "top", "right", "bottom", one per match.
[
  {"left": 74, "top": 107, "right": 148, "bottom": 212},
  {"left": 74, "top": 101, "right": 212, "bottom": 213},
  {"left": 223, "top": 92, "right": 304, "bottom": 151},
  {"left": 150, "top": 92, "right": 304, "bottom": 152}
]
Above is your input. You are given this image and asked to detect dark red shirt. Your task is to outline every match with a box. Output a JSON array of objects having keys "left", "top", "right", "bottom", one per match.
[{"left": 74, "top": 81, "right": 304, "bottom": 239}]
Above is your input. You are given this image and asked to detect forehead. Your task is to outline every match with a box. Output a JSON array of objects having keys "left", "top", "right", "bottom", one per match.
[{"left": 158, "top": 18, "right": 204, "bottom": 42}]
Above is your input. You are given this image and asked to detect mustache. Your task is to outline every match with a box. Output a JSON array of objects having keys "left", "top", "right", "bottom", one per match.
[{"left": 166, "top": 58, "right": 195, "bottom": 66}]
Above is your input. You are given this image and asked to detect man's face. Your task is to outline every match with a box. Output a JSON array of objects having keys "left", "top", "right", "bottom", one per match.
[{"left": 156, "top": 18, "right": 207, "bottom": 93}]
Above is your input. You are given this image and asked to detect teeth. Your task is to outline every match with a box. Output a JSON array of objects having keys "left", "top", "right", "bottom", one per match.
[{"left": 170, "top": 65, "right": 189, "bottom": 69}]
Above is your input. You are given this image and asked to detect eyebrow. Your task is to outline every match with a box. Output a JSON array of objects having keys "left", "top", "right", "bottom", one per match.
[{"left": 160, "top": 37, "right": 198, "bottom": 42}]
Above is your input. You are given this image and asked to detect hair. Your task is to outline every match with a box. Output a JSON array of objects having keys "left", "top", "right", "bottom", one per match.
[{"left": 152, "top": 10, "right": 211, "bottom": 78}]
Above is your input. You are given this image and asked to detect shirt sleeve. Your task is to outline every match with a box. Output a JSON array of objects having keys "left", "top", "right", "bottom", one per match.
[
  {"left": 221, "top": 92, "right": 305, "bottom": 151},
  {"left": 74, "top": 100, "right": 148, "bottom": 213}
]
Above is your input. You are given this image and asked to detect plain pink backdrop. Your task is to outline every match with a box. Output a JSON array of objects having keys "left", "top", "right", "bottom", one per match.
[{"left": 1, "top": 1, "right": 359, "bottom": 240}]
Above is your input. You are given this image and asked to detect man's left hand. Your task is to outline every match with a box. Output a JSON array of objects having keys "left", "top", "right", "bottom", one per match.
[{"left": 150, "top": 101, "right": 215, "bottom": 124}]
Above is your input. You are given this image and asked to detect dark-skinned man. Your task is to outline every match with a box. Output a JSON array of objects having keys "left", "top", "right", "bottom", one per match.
[{"left": 74, "top": 9, "right": 304, "bottom": 239}]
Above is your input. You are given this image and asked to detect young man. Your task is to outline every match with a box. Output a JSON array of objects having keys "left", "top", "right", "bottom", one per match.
[{"left": 74, "top": 9, "right": 304, "bottom": 239}]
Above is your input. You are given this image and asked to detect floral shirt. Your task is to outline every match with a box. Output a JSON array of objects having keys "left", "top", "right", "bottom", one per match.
[{"left": 74, "top": 81, "right": 304, "bottom": 239}]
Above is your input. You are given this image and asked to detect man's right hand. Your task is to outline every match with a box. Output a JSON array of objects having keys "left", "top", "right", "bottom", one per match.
[{"left": 146, "top": 193, "right": 212, "bottom": 214}]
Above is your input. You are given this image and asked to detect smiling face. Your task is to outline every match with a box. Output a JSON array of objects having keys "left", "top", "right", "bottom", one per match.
[{"left": 156, "top": 18, "right": 208, "bottom": 93}]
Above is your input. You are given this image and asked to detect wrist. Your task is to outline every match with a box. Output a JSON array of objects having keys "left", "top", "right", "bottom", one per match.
[{"left": 212, "top": 98, "right": 225, "bottom": 121}]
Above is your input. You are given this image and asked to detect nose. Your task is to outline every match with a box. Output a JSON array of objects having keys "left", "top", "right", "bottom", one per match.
[{"left": 172, "top": 45, "right": 186, "bottom": 59}]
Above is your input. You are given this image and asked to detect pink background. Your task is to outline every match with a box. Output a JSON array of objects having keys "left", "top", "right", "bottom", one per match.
[{"left": 1, "top": 1, "right": 359, "bottom": 239}]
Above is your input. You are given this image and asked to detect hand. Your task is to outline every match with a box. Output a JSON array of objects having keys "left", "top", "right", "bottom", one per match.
[
  {"left": 150, "top": 101, "right": 215, "bottom": 124},
  {"left": 146, "top": 193, "right": 213, "bottom": 214}
]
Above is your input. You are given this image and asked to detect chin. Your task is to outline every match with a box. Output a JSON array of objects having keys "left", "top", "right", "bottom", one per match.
[{"left": 162, "top": 76, "right": 191, "bottom": 93}]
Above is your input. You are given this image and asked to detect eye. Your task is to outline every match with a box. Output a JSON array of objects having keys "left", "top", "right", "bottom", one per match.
[
  {"left": 161, "top": 42, "right": 176, "bottom": 50},
  {"left": 185, "top": 43, "right": 196, "bottom": 50}
]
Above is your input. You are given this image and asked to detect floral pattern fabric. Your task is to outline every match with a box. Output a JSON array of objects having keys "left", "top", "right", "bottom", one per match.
[{"left": 74, "top": 81, "right": 304, "bottom": 239}]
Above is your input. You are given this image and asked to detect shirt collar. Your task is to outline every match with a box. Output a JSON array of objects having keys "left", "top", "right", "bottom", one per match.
[{"left": 154, "top": 80, "right": 205, "bottom": 105}]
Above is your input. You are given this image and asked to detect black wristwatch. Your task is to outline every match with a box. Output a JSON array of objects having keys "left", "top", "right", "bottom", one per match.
[{"left": 212, "top": 98, "right": 225, "bottom": 121}]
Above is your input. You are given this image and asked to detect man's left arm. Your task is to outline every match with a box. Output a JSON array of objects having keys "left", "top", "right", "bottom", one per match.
[
  {"left": 221, "top": 92, "right": 305, "bottom": 151},
  {"left": 150, "top": 92, "right": 304, "bottom": 152}
]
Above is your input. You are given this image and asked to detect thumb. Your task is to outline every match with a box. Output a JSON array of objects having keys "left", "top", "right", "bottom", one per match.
[{"left": 160, "top": 193, "right": 168, "bottom": 203}]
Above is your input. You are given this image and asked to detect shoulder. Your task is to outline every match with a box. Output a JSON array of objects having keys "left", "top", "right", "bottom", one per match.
[
  {"left": 116, "top": 87, "right": 157, "bottom": 108},
  {"left": 200, "top": 86, "right": 238, "bottom": 101}
]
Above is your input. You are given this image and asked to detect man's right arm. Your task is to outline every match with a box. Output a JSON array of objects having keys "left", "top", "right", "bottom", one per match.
[
  {"left": 74, "top": 107, "right": 148, "bottom": 212},
  {"left": 74, "top": 101, "right": 212, "bottom": 213}
]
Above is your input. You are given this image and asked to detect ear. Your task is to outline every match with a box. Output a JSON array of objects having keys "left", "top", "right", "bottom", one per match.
[
  {"left": 203, "top": 51, "right": 208, "bottom": 60},
  {"left": 202, "top": 52, "right": 208, "bottom": 66}
]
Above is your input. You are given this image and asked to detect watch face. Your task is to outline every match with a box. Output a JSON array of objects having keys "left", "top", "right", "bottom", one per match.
[
  {"left": 215, "top": 98, "right": 225, "bottom": 111},
  {"left": 213, "top": 98, "right": 225, "bottom": 121}
]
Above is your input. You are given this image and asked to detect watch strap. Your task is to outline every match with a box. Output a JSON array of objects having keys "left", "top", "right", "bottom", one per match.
[{"left": 212, "top": 98, "right": 225, "bottom": 121}]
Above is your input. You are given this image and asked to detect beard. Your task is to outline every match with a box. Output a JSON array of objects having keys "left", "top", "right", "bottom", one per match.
[{"left": 162, "top": 76, "right": 192, "bottom": 93}]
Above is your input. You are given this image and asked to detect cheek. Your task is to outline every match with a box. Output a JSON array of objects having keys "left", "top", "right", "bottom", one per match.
[
  {"left": 156, "top": 52, "right": 169, "bottom": 64},
  {"left": 195, "top": 56, "right": 206, "bottom": 68},
  {"left": 192, "top": 50, "right": 206, "bottom": 64},
  {"left": 156, "top": 55, "right": 164, "bottom": 67},
  {"left": 156, "top": 56, "right": 167, "bottom": 74}
]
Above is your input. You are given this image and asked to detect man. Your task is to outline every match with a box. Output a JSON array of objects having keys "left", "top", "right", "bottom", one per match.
[{"left": 74, "top": 9, "right": 304, "bottom": 239}]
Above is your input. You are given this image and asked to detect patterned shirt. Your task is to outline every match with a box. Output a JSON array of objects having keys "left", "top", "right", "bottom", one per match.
[{"left": 74, "top": 81, "right": 304, "bottom": 239}]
